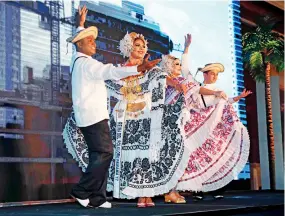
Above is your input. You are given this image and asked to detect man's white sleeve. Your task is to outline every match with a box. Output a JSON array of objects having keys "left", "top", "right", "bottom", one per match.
[{"left": 84, "top": 58, "right": 140, "bottom": 81}]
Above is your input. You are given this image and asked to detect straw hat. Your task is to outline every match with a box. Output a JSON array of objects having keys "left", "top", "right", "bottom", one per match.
[
  {"left": 200, "top": 63, "right": 224, "bottom": 73},
  {"left": 66, "top": 26, "right": 98, "bottom": 43}
]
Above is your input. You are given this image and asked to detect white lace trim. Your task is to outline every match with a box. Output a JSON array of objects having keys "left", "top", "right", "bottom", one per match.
[
  {"left": 201, "top": 125, "right": 250, "bottom": 192},
  {"left": 121, "top": 114, "right": 197, "bottom": 198},
  {"left": 62, "top": 116, "right": 88, "bottom": 172}
]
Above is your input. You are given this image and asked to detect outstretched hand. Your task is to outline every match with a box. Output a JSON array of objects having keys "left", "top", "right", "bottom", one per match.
[
  {"left": 78, "top": 5, "right": 88, "bottom": 27},
  {"left": 239, "top": 89, "right": 252, "bottom": 98},
  {"left": 137, "top": 54, "right": 161, "bottom": 73}
]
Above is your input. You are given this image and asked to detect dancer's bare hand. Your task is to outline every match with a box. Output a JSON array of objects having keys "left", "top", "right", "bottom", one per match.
[
  {"left": 175, "top": 84, "right": 184, "bottom": 93},
  {"left": 239, "top": 89, "right": 252, "bottom": 98},
  {"left": 78, "top": 5, "right": 88, "bottom": 27},
  {"left": 167, "top": 77, "right": 183, "bottom": 92},
  {"left": 184, "top": 34, "right": 192, "bottom": 54},
  {"left": 184, "top": 34, "right": 192, "bottom": 48},
  {"left": 138, "top": 54, "right": 161, "bottom": 73}
]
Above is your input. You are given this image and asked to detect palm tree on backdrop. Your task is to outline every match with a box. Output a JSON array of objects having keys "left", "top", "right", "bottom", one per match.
[{"left": 242, "top": 16, "right": 284, "bottom": 190}]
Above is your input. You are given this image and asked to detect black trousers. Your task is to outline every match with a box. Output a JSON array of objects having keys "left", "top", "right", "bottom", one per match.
[{"left": 71, "top": 119, "right": 113, "bottom": 207}]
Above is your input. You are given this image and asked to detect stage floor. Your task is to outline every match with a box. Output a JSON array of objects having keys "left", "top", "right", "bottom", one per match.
[{"left": 0, "top": 191, "right": 283, "bottom": 216}]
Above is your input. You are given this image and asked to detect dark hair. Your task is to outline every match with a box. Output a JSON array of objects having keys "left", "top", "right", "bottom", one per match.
[{"left": 197, "top": 67, "right": 209, "bottom": 74}]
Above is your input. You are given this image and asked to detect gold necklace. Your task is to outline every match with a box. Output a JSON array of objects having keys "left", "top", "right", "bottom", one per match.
[{"left": 120, "top": 63, "right": 143, "bottom": 102}]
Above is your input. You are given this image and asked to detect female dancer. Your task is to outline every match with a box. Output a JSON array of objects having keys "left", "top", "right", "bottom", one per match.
[{"left": 64, "top": 31, "right": 201, "bottom": 207}]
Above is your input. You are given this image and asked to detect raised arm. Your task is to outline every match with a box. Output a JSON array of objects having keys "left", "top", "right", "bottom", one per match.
[
  {"left": 181, "top": 34, "right": 192, "bottom": 79},
  {"left": 85, "top": 54, "right": 161, "bottom": 81}
]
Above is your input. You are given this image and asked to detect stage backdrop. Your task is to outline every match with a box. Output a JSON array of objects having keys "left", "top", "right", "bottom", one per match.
[{"left": 0, "top": 0, "right": 248, "bottom": 202}]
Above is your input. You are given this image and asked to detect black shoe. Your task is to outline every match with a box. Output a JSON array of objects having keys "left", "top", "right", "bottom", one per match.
[
  {"left": 193, "top": 191, "right": 204, "bottom": 200},
  {"left": 213, "top": 195, "right": 224, "bottom": 199}
]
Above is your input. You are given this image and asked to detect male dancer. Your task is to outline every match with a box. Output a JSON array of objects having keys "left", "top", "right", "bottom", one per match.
[
  {"left": 192, "top": 63, "right": 251, "bottom": 200},
  {"left": 67, "top": 6, "right": 161, "bottom": 208}
]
